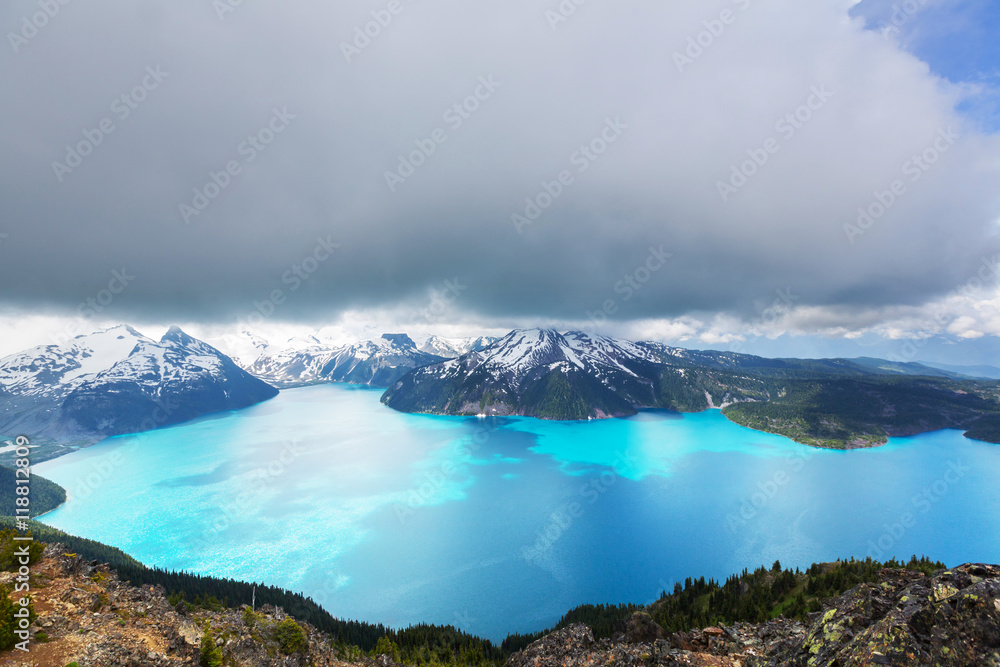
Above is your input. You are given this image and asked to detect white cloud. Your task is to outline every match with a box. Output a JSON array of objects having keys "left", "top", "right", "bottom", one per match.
[{"left": 0, "top": 0, "right": 997, "bottom": 350}]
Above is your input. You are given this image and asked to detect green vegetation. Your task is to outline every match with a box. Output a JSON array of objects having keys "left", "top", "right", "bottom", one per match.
[
  {"left": 0, "top": 529, "right": 43, "bottom": 570},
  {"left": 274, "top": 617, "right": 307, "bottom": 654},
  {"left": 502, "top": 603, "right": 642, "bottom": 653},
  {"left": 384, "top": 343, "right": 1000, "bottom": 446},
  {"left": 648, "top": 555, "right": 944, "bottom": 632},
  {"left": 0, "top": 530, "right": 38, "bottom": 651},
  {"left": 0, "top": 524, "right": 955, "bottom": 665},
  {"left": 502, "top": 556, "right": 945, "bottom": 654},
  {"left": 0, "top": 583, "right": 36, "bottom": 651},
  {"left": 0, "top": 465, "right": 67, "bottom": 517},
  {"left": 199, "top": 624, "right": 223, "bottom": 667},
  {"left": 965, "top": 414, "right": 1000, "bottom": 443},
  {"left": 0, "top": 518, "right": 138, "bottom": 568},
  {"left": 372, "top": 635, "right": 401, "bottom": 661},
  {"left": 655, "top": 360, "right": 1000, "bottom": 449},
  {"left": 1, "top": 519, "right": 504, "bottom": 664},
  {"left": 721, "top": 375, "right": 1000, "bottom": 448},
  {"left": 524, "top": 372, "right": 595, "bottom": 420}
]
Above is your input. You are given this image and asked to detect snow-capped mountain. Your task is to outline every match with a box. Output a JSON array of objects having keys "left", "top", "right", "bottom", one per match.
[
  {"left": 246, "top": 333, "right": 447, "bottom": 387},
  {"left": 219, "top": 328, "right": 276, "bottom": 367},
  {"left": 0, "top": 325, "right": 277, "bottom": 453},
  {"left": 382, "top": 328, "right": 681, "bottom": 419},
  {"left": 417, "top": 335, "right": 499, "bottom": 358},
  {"left": 380, "top": 328, "right": 1000, "bottom": 429},
  {"left": 0, "top": 324, "right": 151, "bottom": 399}
]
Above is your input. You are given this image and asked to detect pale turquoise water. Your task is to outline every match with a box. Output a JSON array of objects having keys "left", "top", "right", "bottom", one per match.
[{"left": 35, "top": 384, "right": 1000, "bottom": 640}]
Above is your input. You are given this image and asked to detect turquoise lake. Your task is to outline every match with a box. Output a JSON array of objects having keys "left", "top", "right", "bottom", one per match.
[{"left": 35, "top": 384, "right": 1000, "bottom": 640}]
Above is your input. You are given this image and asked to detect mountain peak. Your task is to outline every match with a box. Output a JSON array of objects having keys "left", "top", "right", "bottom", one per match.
[
  {"left": 418, "top": 335, "right": 501, "bottom": 358},
  {"left": 504, "top": 327, "right": 561, "bottom": 339},
  {"left": 0, "top": 324, "right": 277, "bottom": 441},
  {"left": 86, "top": 323, "right": 144, "bottom": 340},
  {"left": 380, "top": 333, "right": 416, "bottom": 349},
  {"left": 160, "top": 325, "right": 194, "bottom": 345}
]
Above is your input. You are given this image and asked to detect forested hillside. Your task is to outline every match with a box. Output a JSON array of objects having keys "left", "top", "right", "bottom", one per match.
[{"left": 0, "top": 465, "right": 66, "bottom": 517}]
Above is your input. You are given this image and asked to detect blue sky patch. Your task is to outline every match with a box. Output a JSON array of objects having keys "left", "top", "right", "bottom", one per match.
[{"left": 851, "top": 0, "right": 1000, "bottom": 131}]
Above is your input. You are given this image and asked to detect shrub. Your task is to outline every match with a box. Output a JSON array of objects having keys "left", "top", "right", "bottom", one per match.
[
  {"left": 0, "top": 585, "right": 35, "bottom": 651},
  {"left": 199, "top": 627, "right": 223, "bottom": 667},
  {"left": 0, "top": 530, "right": 44, "bottom": 571},
  {"left": 274, "top": 618, "right": 307, "bottom": 654}
]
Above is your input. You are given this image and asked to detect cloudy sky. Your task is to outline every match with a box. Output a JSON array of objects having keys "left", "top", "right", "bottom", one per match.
[{"left": 1, "top": 0, "right": 998, "bottom": 364}]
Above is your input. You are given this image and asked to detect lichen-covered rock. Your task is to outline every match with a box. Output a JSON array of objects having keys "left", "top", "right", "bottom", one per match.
[
  {"left": 508, "top": 565, "right": 1000, "bottom": 667},
  {"left": 747, "top": 564, "right": 1000, "bottom": 666}
]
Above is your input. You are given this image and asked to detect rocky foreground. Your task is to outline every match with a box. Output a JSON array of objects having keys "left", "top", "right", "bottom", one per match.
[
  {"left": 0, "top": 544, "right": 351, "bottom": 667},
  {"left": 510, "top": 564, "right": 1000, "bottom": 667},
  {"left": 2, "top": 546, "right": 999, "bottom": 667}
]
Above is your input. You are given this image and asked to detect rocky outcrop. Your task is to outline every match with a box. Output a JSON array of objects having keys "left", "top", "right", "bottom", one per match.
[
  {"left": 762, "top": 563, "right": 1000, "bottom": 666},
  {"left": 506, "top": 624, "right": 652, "bottom": 667},
  {"left": 5, "top": 547, "right": 999, "bottom": 667},
  {"left": 506, "top": 565, "right": 1000, "bottom": 667},
  {"left": 0, "top": 544, "right": 359, "bottom": 667}
]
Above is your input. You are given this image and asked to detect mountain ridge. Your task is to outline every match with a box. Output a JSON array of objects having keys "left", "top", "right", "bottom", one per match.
[
  {"left": 245, "top": 333, "right": 448, "bottom": 388},
  {"left": 3, "top": 324, "right": 998, "bottom": 455},
  {"left": 0, "top": 325, "right": 278, "bottom": 462},
  {"left": 381, "top": 328, "right": 1000, "bottom": 448}
]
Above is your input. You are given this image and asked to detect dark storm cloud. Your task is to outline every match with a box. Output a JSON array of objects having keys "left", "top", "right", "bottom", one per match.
[{"left": 0, "top": 0, "right": 998, "bottom": 325}]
